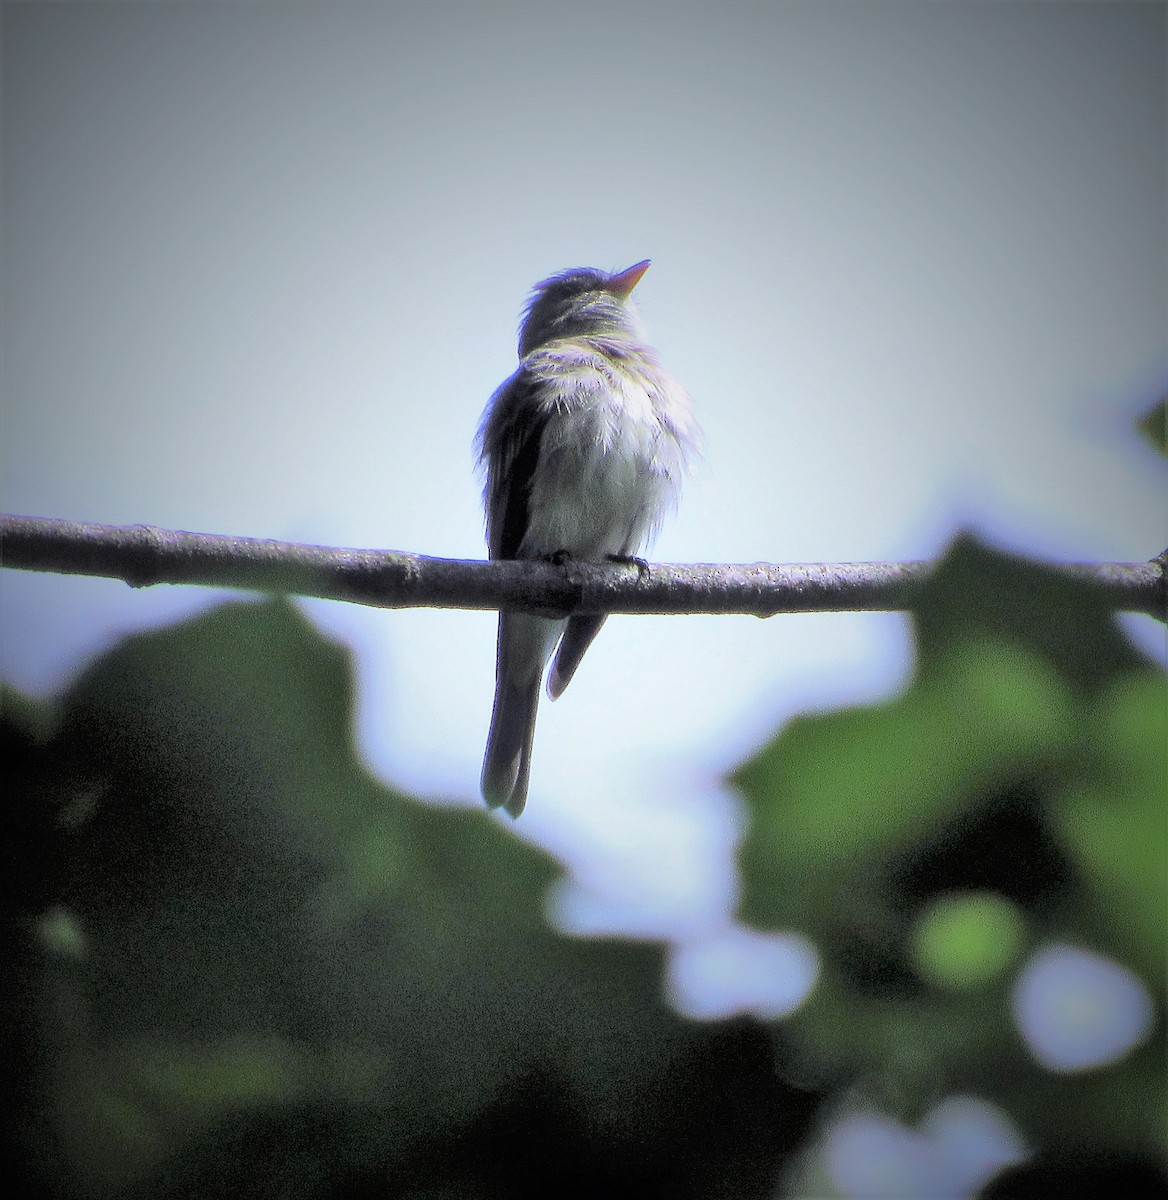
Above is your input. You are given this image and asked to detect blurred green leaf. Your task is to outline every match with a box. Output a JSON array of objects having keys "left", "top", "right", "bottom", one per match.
[
  {"left": 8, "top": 597, "right": 810, "bottom": 1199},
  {"left": 913, "top": 534, "right": 1152, "bottom": 695},
  {"left": 734, "top": 536, "right": 1166, "bottom": 1168},
  {"left": 1137, "top": 397, "right": 1168, "bottom": 457},
  {"left": 737, "top": 635, "right": 1073, "bottom": 934},
  {"left": 1054, "top": 674, "right": 1168, "bottom": 987},
  {"left": 2, "top": 681, "right": 58, "bottom": 747},
  {"left": 911, "top": 891, "right": 1025, "bottom": 993}
]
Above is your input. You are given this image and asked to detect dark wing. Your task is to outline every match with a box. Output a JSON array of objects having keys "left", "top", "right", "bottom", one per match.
[
  {"left": 478, "top": 367, "right": 549, "bottom": 561},
  {"left": 547, "top": 613, "right": 607, "bottom": 700}
]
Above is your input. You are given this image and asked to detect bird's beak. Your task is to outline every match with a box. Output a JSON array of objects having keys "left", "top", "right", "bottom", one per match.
[{"left": 607, "top": 259, "right": 651, "bottom": 298}]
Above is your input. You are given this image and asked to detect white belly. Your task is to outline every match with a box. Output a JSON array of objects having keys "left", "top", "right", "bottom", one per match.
[{"left": 523, "top": 372, "right": 683, "bottom": 559}]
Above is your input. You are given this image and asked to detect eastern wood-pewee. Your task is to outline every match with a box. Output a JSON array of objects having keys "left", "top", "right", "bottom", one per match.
[{"left": 477, "top": 260, "right": 698, "bottom": 816}]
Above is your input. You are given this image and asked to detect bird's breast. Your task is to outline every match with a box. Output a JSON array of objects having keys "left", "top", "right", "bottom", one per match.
[{"left": 520, "top": 343, "right": 689, "bottom": 559}]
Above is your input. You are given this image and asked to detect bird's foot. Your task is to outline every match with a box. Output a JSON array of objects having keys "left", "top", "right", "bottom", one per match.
[{"left": 606, "top": 553, "right": 651, "bottom": 581}]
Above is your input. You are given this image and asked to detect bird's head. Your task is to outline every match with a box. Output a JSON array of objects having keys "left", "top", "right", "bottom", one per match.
[{"left": 517, "top": 260, "right": 651, "bottom": 357}]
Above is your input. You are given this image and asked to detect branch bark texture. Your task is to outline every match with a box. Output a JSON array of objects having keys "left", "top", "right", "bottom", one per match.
[{"left": 2, "top": 514, "right": 1164, "bottom": 620}]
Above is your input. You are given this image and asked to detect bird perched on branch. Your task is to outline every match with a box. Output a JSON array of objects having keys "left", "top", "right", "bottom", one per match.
[{"left": 477, "top": 260, "right": 699, "bottom": 816}]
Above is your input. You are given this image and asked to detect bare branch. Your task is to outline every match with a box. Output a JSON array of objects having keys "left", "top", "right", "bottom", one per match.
[{"left": 2, "top": 514, "right": 1164, "bottom": 620}]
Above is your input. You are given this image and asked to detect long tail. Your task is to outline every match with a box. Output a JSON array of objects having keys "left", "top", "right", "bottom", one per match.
[{"left": 481, "top": 612, "right": 560, "bottom": 817}]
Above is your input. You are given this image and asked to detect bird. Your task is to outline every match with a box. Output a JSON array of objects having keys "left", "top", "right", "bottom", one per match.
[{"left": 477, "top": 260, "right": 699, "bottom": 816}]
